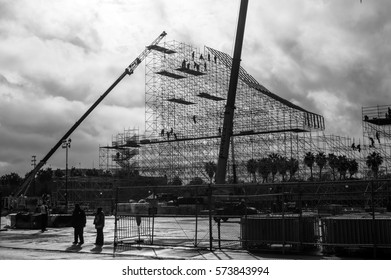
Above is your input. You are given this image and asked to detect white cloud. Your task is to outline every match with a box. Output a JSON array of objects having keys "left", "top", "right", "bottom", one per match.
[{"left": 1, "top": 0, "right": 391, "bottom": 176}]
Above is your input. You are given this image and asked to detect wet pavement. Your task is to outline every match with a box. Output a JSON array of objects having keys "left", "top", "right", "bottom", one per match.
[{"left": 0, "top": 215, "right": 332, "bottom": 260}]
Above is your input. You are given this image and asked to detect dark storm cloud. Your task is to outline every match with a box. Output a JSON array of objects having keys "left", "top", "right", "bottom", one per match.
[{"left": 1, "top": 0, "right": 391, "bottom": 175}]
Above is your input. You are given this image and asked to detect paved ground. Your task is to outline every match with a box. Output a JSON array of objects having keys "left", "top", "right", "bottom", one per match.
[{"left": 0, "top": 215, "right": 333, "bottom": 260}]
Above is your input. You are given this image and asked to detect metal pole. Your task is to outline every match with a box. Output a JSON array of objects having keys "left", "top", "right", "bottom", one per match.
[
  {"left": 194, "top": 186, "right": 198, "bottom": 247},
  {"left": 282, "top": 184, "right": 286, "bottom": 255},
  {"left": 113, "top": 186, "right": 119, "bottom": 257},
  {"left": 372, "top": 180, "right": 377, "bottom": 259},
  {"left": 65, "top": 145, "right": 68, "bottom": 213},
  {"left": 208, "top": 184, "right": 213, "bottom": 251}
]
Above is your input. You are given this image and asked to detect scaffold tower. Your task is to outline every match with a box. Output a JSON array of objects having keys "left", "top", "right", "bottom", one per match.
[
  {"left": 100, "top": 39, "right": 386, "bottom": 184},
  {"left": 139, "top": 40, "right": 325, "bottom": 183},
  {"left": 362, "top": 105, "right": 391, "bottom": 175},
  {"left": 99, "top": 128, "right": 140, "bottom": 175}
]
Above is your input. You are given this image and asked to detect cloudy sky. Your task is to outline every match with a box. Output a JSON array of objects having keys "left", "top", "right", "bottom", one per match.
[{"left": 1, "top": 0, "right": 390, "bottom": 176}]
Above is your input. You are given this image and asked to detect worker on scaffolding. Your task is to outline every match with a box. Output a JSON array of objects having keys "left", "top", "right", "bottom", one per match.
[
  {"left": 193, "top": 115, "right": 197, "bottom": 124},
  {"left": 161, "top": 129, "right": 165, "bottom": 137},
  {"left": 376, "top": 131, "right": 381, "bottom": 143},
  {"left": 182, "top": 59, "right": 186, "bottom": 69},
  {"left": 369, "top": 137, "right": 375, "bottom": 148}
]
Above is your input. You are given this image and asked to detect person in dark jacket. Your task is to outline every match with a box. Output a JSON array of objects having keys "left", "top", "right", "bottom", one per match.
[
  {"left": 71, "top": 204, "right": 86, "bottom": 245},
  {"left": 93, "top": 207, "right": 105, "bottom": 246}
]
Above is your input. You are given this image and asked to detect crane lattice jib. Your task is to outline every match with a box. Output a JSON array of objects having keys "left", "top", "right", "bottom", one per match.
[{"left": 16, "top": 31, "right": 167, "bottom": 196}]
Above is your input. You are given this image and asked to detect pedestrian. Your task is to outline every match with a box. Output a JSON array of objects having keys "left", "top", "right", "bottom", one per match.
[
  {"left": 71, "top": 204, "right": 86, "bottom": 245},
  {"left": 40, "top": 200, "right": 49, "bottom": 232},
  {"left": 93, "top": 207, "right": 105, "bottom": 246}
]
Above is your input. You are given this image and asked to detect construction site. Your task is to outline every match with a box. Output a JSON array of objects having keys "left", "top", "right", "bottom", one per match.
[
  {"left": 3, "top": 0, "right": 391, "bottom": 259},
  {"left": 98, "top": 40, "right": 391, "bottom": 184}
]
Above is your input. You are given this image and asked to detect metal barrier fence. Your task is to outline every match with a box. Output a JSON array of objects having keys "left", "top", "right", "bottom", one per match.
[{"left": 113, "top": 179, "right": 391, "bottom": 257}]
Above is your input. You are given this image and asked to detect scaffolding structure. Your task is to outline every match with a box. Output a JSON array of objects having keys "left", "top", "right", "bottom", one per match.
[
  {"left": 99, "top": 40, "right": 390, "bottom": 184},
  {"left": 362, "top": 105, "right": 391, "bottom": 175},
  {"left": 140, "top": 40, "right": 325, "bottom": 183},
  {"left": 99, "top": 128, "right": 140, "bottom": 175}
]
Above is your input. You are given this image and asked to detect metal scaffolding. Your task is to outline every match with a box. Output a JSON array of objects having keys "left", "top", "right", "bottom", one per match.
[
  {"left": 99, "top": 40, "right": 390, "bottom": 183},
  {"left": 140, "top": 40, "right": 324, "bottom": 183},
  {"left": 99, "top": 128, "right": 140, "bottom": 175},
  {"left": 362, "top": 105, "right": 391, "bottom": 175}
]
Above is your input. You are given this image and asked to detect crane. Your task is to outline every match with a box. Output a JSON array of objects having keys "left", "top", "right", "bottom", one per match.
[
  {"left": 16, "top": 31, "right": 167, "bottom": 196},
  {"left": 215, "top": 0, "right": 248, "bottom": 184}
]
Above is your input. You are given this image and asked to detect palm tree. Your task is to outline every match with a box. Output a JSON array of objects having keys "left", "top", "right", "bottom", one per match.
[
  {"left": 171, "top": 175, "right": 182, "bottom": 185},
  {"left": 315, "top": 152, "right": 327, "bottom": 181},
  {"left": 328, "top": 153, "right": 338, "bottom": 180},
  {"left": 246, "top": 158, "right": 258, "bottom": 183},
  {"left": 204, "top": 161, "right": 217, "bottom": 183},
  {"left": 277, "top": 156, "right": 289, "bottom": 182},
  {"left": 366, "top": 152, "right": 383, "bottom": 178},
  {"left": 304, "top": 152, "right": 315, "bottom": 180},
  {"left": 337, "top": 155, "right": 349, "bottom": 180},
  {"left": 287, "top": 157, "right": 299, "bottom": 181},
  {"left": 258, "top": 157, "right": 271, "bottom": 183},
  {"left": 268, "top": 153, "right": 280, "bottom": 182},
  {"left": 347, "top": 159, "right": 358, "bottom": 179}
]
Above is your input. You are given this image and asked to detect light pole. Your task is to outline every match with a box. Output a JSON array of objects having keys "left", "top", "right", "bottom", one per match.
[{"left": 62, "top": 139, "right": 71, "bottom": 213}]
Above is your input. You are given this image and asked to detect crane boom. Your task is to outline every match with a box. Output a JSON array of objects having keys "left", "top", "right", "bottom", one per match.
[
  {"left": 16, "top": 31, "right": 167, "bottom": 196},
  {"left": 215, "top": 0, "right": 248, "bottom": 184}
]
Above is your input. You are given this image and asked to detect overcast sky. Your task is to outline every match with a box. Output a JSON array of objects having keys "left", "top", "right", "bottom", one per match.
[{"left": 1, "top": 0, "right": 390, "bottom": 176}]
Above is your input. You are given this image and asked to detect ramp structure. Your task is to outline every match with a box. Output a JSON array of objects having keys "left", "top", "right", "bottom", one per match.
[{"left": 100, "top": 40, "right": 330, "bottom": 183}]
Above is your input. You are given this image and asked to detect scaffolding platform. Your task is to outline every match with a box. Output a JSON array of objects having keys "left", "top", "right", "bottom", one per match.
[
  {"left": 146, "top": 45, "right": 176, "bottom": 54},
  {"left": 156, "top": 70, "right": 186, "bottom": 79},
  {"left": 363, "top": 105, "right": 391, "bottom": 126},
  {"left": 176, "top": 67, "right": 205, "bottom": 76},
  {"left": 197, "top": 92, "right": 225, "bottom": 101}
]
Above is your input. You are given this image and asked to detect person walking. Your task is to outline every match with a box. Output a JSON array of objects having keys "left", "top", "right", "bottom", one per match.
[
  {"left": 93, "top": 207, "right": 105, "bottom": 246},
  {"left": 40, "top": 200, "right": 49, "bottom": 232},
  {"left": 71, "top": 204, "right": 86, "bottom": 245}
]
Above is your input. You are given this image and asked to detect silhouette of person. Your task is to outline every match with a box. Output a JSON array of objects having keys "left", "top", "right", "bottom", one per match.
[
  {"left": 192, "top": 51, "right": 195, "bottom": 60},
  {"left": 351, "top": 143, "right": 356, "bottom": 150},
  {"left": 71, "top": 204, "right": 86, "bottom": 245},
  {"left": 376, "top": 131, "right": 380, "bottom": 143},
  {"left": 356, "top": 144, "right": 361, "bottom": 152},
  {"left": 93, "top": 207, "right": 105, "bottom": 246},
  {"left": 166, "top": 132, "right": 170, "bottom": 140},
  {"left": 369, "top": 137, "right": 375, "bottom": 147},
  {"left": 200, "top": 54, "right": 204, "bottom": 60},
  {"left": 182, "top": 59, "right": 186, "bottom": 68},
  {"left": 161, "top": 129, "right": 165, "bottom": 136},
  {"left": 40, "top": 200, "right": 49, "bottom": 232},
  {"left": 193, "top": 115, "right": 197, "bottom": 124},
  {"left": 174, "top": 133, "right": 178, "bottom": 140}
]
